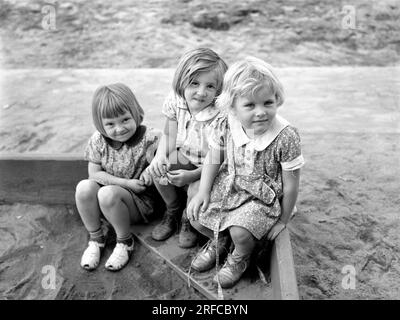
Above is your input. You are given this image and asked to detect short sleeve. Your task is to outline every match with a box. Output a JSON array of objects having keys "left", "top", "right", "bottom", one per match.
[
  {"left": 277, "top": 126, "right": 305, "bottom": 171},
  {"left": 84, "top": 131, "right": 104, "bottom": 164},
  {"left": 144, "top": 127, "right": 162, "bottom": 163},
  {"left": 208, "top": 115, "right": 228, "bottom": 150},
  {"left": 161, "top": 91, "right": 181, "bottom": 121}
]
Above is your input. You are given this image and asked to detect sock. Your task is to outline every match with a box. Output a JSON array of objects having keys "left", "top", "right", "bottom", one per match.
[
  {"left": 117, "top": 234, "right": 133, "bottom": 247},
  {"left": 89, "top": 228, "right": 105, "bottom": 244}
]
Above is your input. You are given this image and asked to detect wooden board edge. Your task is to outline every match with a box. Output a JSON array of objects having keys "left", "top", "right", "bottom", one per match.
[
  {"left": 0, "top": 153, "right": 83, "bottom": 161},
  {"left": 270, "top": 228, "right": 299, "bottom": 300},
  {"left": 0, "top": 154, "right": 87, "bottom": 205},
  {"left": 131, "top": 231, "right": 217, "bottom": 300}
]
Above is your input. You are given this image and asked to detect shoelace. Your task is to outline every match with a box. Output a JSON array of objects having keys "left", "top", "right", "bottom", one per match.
[
  {"left": 157, "top": 213, "right": 176, "bottom": 233},
  {"left": 163, "top": 213, "right": 174, "bottom": 224},
  {"left": 223, "top": 253, "right": 248, "bottom": 273},
  {"left": 181, "top": 218, "right": 191, "bottom": 232},
  {"left": 187, "top": 240, "right": 214, "bottom": 287}
]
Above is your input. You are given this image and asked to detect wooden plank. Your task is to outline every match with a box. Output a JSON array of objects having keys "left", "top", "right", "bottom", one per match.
[
  {"left": 131, "top": 219, "right": 274, "bottom": 300},
  {"left": 270, "top": 228, "right": 299, "bottom": 300},
  {"left": 0, "top": 153, "right": 86, "bottom": 205},
  {"left": 0, "top": 154, "right": 299, "bottom": 300}
]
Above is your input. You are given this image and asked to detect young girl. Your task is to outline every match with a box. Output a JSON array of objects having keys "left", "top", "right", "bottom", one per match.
[
  {"left": 147, "top": 48, "right": 228, "bottom": 248},
  {"left": 187, "top": 57, "right": 305, "bottom": 289},
  {"left": 75, "top": 83, "right": 160, "bottom": 271}
]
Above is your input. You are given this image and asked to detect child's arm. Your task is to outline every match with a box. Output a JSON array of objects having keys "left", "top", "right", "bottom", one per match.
[
  {"left": 280, "top": 169, "right": 300, "bottom": 224},
  {"left": 148, "top": 118, "right": 178, "bottom": 177},
  {"left": 166, "top": 166, "right": 202, "bottom": 187},
  {"left": 266, "top": 168, "right": 300, "bottom": 240},
  {"left": 187, "top": 147, "right": 225, "bottom": 220},
  {"left": 88, "top": 162, "right": 146, "bottom": 193},
  {"left": 156, "top": 117, "right": 178, "bottom": 158},
  {"left": 198, "top": 147, "right": 224, "bottom": 194}
]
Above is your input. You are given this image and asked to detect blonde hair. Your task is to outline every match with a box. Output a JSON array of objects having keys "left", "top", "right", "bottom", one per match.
[
  {"left": 173, "top": 47, "right": 228, "bottom": 98},
  {"left": 92, "top": 83, "right": 144, "bottom": 137},
  {"left": 216, "top": 56, "right": 284, "bottom": 111}
]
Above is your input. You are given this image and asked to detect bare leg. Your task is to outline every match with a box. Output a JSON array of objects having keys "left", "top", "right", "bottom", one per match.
[
  {"left": 75, "top": 179, "right": 102, "bottom": 232},
  {"left": 229, "top": 226, "right": 256, "bottom": 257},
  {"left": 76, "top": 179, "right": 105, "bottom": 270},
  {"left": 98, "top": 185, "right": 140, "bottom": 271},
  {"left": 212, "top": 226, "right": 255, "bottom": 288},
  {"left": 98, "top": 185, "right": 141, "bottom": 239}
]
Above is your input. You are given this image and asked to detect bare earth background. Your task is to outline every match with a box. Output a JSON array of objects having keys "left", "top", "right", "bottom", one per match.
[{"left": 0, "top": 0, "right": 400, "bottom": 300}]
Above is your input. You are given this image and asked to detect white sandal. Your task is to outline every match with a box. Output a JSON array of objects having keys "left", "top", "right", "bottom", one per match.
[
  {"left": 80, "top": 241, "right": 105, "bottom": 270},
  {"left": 105, "top": 241, "right": 134, "bottom": 271}
]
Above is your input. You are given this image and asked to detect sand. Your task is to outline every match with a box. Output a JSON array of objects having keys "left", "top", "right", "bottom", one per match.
[
  {"left": 1, "top": 67, "right": 399, "bottom": 300},
  {"left": 1, "top": 0, "right": 400, "bottom": 300}
]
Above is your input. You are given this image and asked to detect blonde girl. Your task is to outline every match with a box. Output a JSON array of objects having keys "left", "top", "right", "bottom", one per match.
[
  {"left": 187, "top": 57, "right": 305, "bottom": 288},
  {"left": 76, "top": 83, "right": 160, "bottom": 271},
  {"left": 147, "top": 48, "right": 228, "bottom": 248}
]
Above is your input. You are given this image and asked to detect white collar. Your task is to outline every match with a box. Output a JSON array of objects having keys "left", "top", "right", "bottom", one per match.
[
  {"left": 174, "top": 93, "right": 219, "bottom": 122},
  {"left": 176, "top": 94, "right": 219, "bottom": 122},
  {"left": 192, "top": 105, "right": 220, "bottom": 121},
  {"left": 228, "top": 114, "right": 290, "bottom": 151}
]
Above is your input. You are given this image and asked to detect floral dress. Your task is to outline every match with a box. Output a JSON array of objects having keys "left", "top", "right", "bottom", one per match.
[
  {"left": 197, "top": 114, "right": 305, "bottom": 240},
  {"left": 84, "top": 125, "right": 161, "bottom": 223}
]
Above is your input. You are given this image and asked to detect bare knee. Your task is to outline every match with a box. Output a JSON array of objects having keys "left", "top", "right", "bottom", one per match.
[
  {"left": 230, "top": 226, "right": 254, "bottom": 246},
  {"left": 98, "top": 186, "right": 122, "bottom": 209},
  {"left": 75, "top": 179, "right": 99, "bottom": 203}
]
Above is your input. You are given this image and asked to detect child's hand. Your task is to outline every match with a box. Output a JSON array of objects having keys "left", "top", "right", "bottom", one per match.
[
  {"left": 125, "top": 179, "right": 146, "bottom": 193},
  {"left": 166, "top": 169, "right": 193, "bottom": 187},
  {"left": 187, "top": 191, "right": 210, "bottom": 221},
  {"left": 139, "top": 169, "right": 153, "bottom": 187},
  {"left": 266, "top": 221, "right": 286, "bottom": 241},
  {"left": 148, "top": 154, "right": 170, "bottom": 178}
]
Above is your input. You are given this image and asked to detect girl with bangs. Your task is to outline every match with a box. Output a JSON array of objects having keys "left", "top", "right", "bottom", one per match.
[
  {"left": 147, "top": 48, "right": 228, "bottom": 248},
  {"left": 187, "top": 57, "right": 305, "bottom": 289},
  {"left": 75, "top": 83, "right": 160, "bottom": 271}
]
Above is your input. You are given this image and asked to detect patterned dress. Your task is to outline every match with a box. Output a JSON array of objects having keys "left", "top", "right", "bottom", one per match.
[
  {"left": 197, "top": 114, "right": 305, "bottom": 240},
  {"left": 84, "top": 125, "right": 161, "bottom": 223}
]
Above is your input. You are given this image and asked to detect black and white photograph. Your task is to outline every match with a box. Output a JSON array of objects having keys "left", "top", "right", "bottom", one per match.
[{"left": 0, "top": 0, "right": 399, "bottom": 302}]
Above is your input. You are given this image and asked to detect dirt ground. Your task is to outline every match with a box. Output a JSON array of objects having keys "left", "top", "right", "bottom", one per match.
[
  {"left": 0, "top": 0, "right": 399, "bottom": 300},
  {"left": 0, "top": 203, "right": 205, "bottom": 300},
  {"left": 0, "top": 0, "right": 399, "bottom": 67}
]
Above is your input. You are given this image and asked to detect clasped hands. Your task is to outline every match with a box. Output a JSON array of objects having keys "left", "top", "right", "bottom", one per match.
[
  {"left": 148, "top": 155, "right": 194, "bottom": 188},
  {"left": 123, "top": 169, "right": 153, "bottom": 193}
]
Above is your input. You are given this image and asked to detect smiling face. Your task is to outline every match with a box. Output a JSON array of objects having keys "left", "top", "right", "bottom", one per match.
[
  {"left": 101, "top": 110, "right": 137, "bottom": 142},
  {"left": 183, "top": 70, "right": 218, "bottom": 114},
  {"left": 233, "top": 85, "right": 278, "bottom": 137}
]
